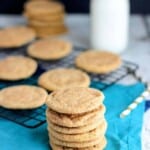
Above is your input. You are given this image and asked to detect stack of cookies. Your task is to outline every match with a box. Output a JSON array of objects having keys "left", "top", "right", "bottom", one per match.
[
  {"left": 46, "top": 87, "right": 107, "bottom": 150},
  {"left": 23, "top": 0, "right": 67, "bottom": 38}
]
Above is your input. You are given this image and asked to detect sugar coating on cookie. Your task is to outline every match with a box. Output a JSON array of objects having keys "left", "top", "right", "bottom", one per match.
[
  {"left": 24, "top": 12, "right": 64, "bottom": 22},
  {"left": 50, "top": 137, "right": 107, "bottom": 150},
  {"left": 50, "top": 134, "right": 104, "bottom": 148},
  {"left": 46, "top": 87, "right": 104, "bottom": 114},
  {"left": 0, "top": 85, "right": 48, "bottom": 109},
  {"left": 32, "top": 26, "right": 68, "bottom": 38},
  {"left": 48, "top": 118, "right": 106, "bottom": 135},
  {"left": 46, "top": 105, "right": 105, "bottom": 127},
  {"left": 0, "top": 26, "right": 36, "bottom": 48},
  {"left": 75, "top": 51, "right": 122, "bottom": 74},
  {"left": 38, "top": 68, "right": 90, "bottom": 91},
  {"left": 24, "top": 1, "right": 64, "bottom": 15},
  {"left": 30, "top": 25, "right": 67, "bottom": 33},
  {"left": 0, "top": 56, "right": 37, "bottom": 81},
  {"left": 28, "top": 17, "right": 64, "bottom": 27},
  {"left": 27, "top": 39, "right": 72, "bottom": 60},
  {"left": 49, "top": 122, "right": 107, "bottom": 142}
]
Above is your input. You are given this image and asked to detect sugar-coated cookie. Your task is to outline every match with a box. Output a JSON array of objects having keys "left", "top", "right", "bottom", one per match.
[
  {"left": 75, "top": 51, "right": 122, "bottom": 74},
  {"left": 24, "top": 1, "right": 64, "bottom": 16},
  {"left": 38, "top": 68, "right": 90, "bottom": 91},
  {"left": 0, "top": 26, "right": 36, "bottom": 48},
  {"left": 27, "top": 39, "right": 72, "bottom": 60},
  {"left": 46, "top": 106, "right": 105, "bottom": 127},
  {"left": 47, "top": 118, "right": 106, "bottom": 134},
  {"left": 50, "top": 137, "right": 107, "bottom": 150},
  {"left": 32, "top": 25, "right": 68, "bottom": 38},
  {"left": 0, "top": 56, "right": 37, "bottom": 81},
  {"left": 0, "top": 85, "right": 48, "bottom": 109},
  {"left": 46, "top": 87, "right": 104, "bottom": 114},
  {"left": 24, "top": 12, "right": 64, "bottom": 22},
  {"left": 49, "top": 123, "right": 107, "bottom": 142},
  {"left": 50, "top": 135, "right": 104, "bottom": 148}
]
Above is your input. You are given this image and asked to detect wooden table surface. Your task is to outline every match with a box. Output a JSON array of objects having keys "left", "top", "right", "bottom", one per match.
[{"left": 0, "top": 14, "right": 149, "bottom": 150}]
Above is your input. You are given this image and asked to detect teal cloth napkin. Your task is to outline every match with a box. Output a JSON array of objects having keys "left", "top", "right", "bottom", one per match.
[{"left": 0, "top": 83, "right": 145, "bottom": 150}]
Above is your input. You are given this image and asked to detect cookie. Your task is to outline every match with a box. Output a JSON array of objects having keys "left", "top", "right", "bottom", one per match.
[
  {"left": 36, "top": 33, "right": 65, "bottom": 38},
  {"left": 48, "top": 122, "right": 107, "bottom": 142},
  {"left": 24, "top": 12, "right": 65, "bottom": 22},
  {"left": 50, "top": 135, "right": 104, "bottom": 148},
  {"left": 27, "top": 0, "right": 51, "bottom": 2},
  {"left": 28, "top": 19, "right": 64, "bottom": 27},
  {"left": 46, "top": 105, "right": 105, "bottom": 127},
  {"left": 29, "top": 0, "right": 50, "bottom": 1},
  {"left": 31, "top": 25, "right": 68, "bottom": 37},
  {"left": 0, "top": 85, "right": 48, "bottom": 109},
  {"left": 31, "top": 25, "right": 67, "bottom": 31},
  {"left": 47, "top": 118, "right": 106, "bottom": 134},
  {"left": 46, "top": 87, "right": 104, "bottom": 114},
  {"left": 35, "top": 28, "right": 68, "bottom": 38},
  {"left": 0, "top": 26, "right": 36, "bottom": 48},
  {"left": 75, "top": 51, "right": 122, "bottom": 74},
  {"left": 24, "top": 1, "right": 64, "bottom": 16},
  {"left": 50, "top": 137, "right": 107, "bottom": 150},
  {"left": 0, "top": 56, "right": 37, "bottom": 81},
  {"left": 27, "top": 39, "right": 72, "bottom": 60},
  {"left": 38, "top": 68, "right": 90, "bottom": 91}
]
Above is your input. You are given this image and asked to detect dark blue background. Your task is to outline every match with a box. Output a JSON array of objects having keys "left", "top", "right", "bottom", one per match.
[{"left": 0, "top": 0, "right": 149, "bottom": 14}]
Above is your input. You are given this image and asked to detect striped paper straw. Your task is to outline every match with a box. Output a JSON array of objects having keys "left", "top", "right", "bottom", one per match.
[{"left": 120, "top": 85, "right": 150, "bottom": 118}]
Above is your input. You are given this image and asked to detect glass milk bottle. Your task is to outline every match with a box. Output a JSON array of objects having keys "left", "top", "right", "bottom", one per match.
[{"left": 90, "top": 0, "right": 129, "bottom": 53}]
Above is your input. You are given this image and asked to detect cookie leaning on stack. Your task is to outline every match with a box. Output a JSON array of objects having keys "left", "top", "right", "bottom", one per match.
[
  {"left": 23, "top": 0, "right": 67, "bottom": 38},
  {"left": 46, "top": 87, "right": 107, "bottom": 149}
]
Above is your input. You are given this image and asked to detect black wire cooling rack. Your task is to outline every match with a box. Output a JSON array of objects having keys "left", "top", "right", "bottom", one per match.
[{"left": 0, "top": 46, "right": 139, "bottom": 128}]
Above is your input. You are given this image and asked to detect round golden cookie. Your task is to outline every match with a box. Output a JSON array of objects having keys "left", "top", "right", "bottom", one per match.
[
  {"left": 30, "top": 25, "right": 68, "bottom": 37},
  {"left": 31, "top": 25, "right": 67, "bottom": 31},
  {"left": 27, "top": 0, "right": 51, "bottom": 2},
  {"left": 36, "top": 32, "right": 66, "bottom": 38},
  {"left": 36, "top": 29, "right": 68, "bottom": 38},
  {"left": 48, "top": 122, "right": 107, "bottom": 142},
  {"left": 50, "top": 137, "right": 107, "bottom": 150},
  {"left": 28, "top": 0, "right": 50, "bottom": 2},
  {"left": 75, "top": 51, "right": 122, "bottom": 74},
  {"left": 24, "top": 11, "right": 65, "bottom": 22},
  {"left": 28, "top": 19, "right": 64, "bottom": 27},
  {"left": 31, "top": 26, "right": 68, "bottom": 38},
  {"left": 46, "top": 87, "right": 104, "bottom": 114},
  {"left": 27, "top": 38, "right": 72, "bottom": 60},
  {"left": 47, "top": 118, "right": 106, "bottom": 135},
  {"left": 24, "top": 1, "right": 64, "bottom": 15},
  {"left": 0, "top": 26, "right": 36, "bottom": 48},
  {"left": 46, "top": 105, "right": 105, "bottom": 127},
  {"left": 38, "top": 68, "right": 90, "bottom": 91},
  {"left": 0, "top": 85, "right": 48, "bottom": 109},
  {"left": 0, "top": 56, "right": 37, "bottom": 81},
  {"left": 50, "top": 135, "right": 104, "bottom": 148}
]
